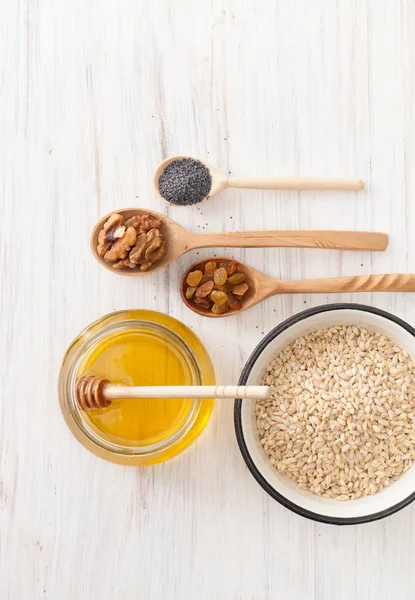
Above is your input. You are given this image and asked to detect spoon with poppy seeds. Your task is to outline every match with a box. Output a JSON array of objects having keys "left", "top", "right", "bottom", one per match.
[
  {"left": 75, "top": 376, "right": 270, "bottom": 410},
  {"left": 154, "top": 156, "right": 364, "bottom": 206},
  {"left": 91, "top": 208, "right": 388, "bottom": 276},
  {"left": 180, "top": 257, "right": 415, "bottom": 318}
]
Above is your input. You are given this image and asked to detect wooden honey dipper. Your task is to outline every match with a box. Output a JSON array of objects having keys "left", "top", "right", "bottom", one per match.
[{"left": 76, "top": 376, "right": 270, "bottom": 410}]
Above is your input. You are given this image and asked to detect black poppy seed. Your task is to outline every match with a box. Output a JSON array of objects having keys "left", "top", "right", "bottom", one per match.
[{"left": 158, "top": 158, "right": 212, "bottom": 206}]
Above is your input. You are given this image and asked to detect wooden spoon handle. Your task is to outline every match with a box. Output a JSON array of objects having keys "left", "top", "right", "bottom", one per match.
[
  {"left": 105, "top": 385, "right": 270, "bottom": 400},
  {"left": 279, "top": 274, "right": 415, "bottom": 295},
  {"left": 228, "top": 176, "right": 364, "bottom": 191},
  {"left": 195, "top": 230, "right": 388, "bottom": 251}
]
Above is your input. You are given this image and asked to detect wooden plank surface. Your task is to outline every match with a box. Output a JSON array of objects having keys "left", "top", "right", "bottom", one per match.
[{"left": 1, "top": 1, "right": 415, "bottom": 598}]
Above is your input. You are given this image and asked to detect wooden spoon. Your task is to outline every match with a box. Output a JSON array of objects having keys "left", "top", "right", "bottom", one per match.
[
  {"left": 154, "top": 155, "right": 364, "bottom": 206},
  {"left": 91, "top": 208, "right": 388, "bottom": 277},
  {"left": 180, "top": 257, "right": 415, "bottom": 318},
  {"left": 75, "top": 376, "right": 270, "bottom": 410}
]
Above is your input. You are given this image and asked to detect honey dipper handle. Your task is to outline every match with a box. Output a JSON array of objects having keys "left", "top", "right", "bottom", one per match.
[
  {"left": 279, "top": 274, "right": 415, "bottom": 295},
  {"left": 104, "top": 385, "right": 270, "bottom": 400},
  {"left": 227, "top": 176, "right": 364, "bottom": 191}
]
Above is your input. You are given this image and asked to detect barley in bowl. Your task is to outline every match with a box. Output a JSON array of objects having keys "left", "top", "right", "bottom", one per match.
[{"left": 257, "top": 326, "right": 415, "bottom": 501}]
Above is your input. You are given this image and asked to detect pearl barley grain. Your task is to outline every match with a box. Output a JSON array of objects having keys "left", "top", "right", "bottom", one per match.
[{"left": 257, "top": 326, "right": 415, "bottom": 501}]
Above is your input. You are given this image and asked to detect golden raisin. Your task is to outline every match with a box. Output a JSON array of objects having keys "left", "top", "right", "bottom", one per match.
[
  {"left": 228, "top": 272, "right": 246, "bottom": 285},
  {"left": 194, "top": 296, "right": 211, "bottom": 309},
  {"left": 185, "top": 286, "right": 197, "bottom": 299},
  {"left": 211, "top": 303, "right": 227, "bottom": 315},
  {"left": 214, "top": 284, "right": 226, "bottom": 292},
  {"left": 213, "top": 267, "right": 228, "bottom": 286},
  {"left": 195, "top": 280, "right": 214, "bottom": 298},
  {"left": 224, "top": 281, "right": 235, "bottom": 293},
  {"left": 210, "top": 290, "right": 228, "bottom": 305},
  {"left": 186, "top": 270, "right": 203, "bottom": 286},
  {"left": 220, "top": 260, "right": 238, "bottom": 276},
  {"left": 204, "top": 261, "right": 217, "bottom": 275},
  {"left": 232, "top": 283, "right": 249, "bottom": 297},
  {"left": 226, "top": 292, "right": 242, "bottom": 311}
]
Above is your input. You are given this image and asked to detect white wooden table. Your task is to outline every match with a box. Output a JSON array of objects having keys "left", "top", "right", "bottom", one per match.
[{"left": 2, "top": 1, "right": 415, "bottom": 598}]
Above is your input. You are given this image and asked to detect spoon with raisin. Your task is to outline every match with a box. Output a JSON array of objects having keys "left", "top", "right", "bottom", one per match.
[{"left": 181, "top": 257, "right": 415, "bottom": 318}]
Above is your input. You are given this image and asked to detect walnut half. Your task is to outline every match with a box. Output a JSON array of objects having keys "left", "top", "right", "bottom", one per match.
[
  {"left": 97, "top": 213, "right": 137, "bottom": 262},
  {"left": 125, "top": 214, "right": 162, "bottom": 233},
  {"left": 97, "top": 213, "right": 126, "bottom": 257},
  {"left": 104, "top": 226, "right": 137, "bottom": 262},
  {"left": 129, "top": 228, "right": 167, "bottom": 271}
]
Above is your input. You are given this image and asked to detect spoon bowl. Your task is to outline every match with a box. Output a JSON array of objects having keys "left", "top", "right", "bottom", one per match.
[
  {"left": 181, "top": 257, "right": 415, "bottom": 318},
  {"left": 91, "top": 208, "right": 388, "bottom": 277},
  {"left": 91, "top": 208, "right": 188, "bottom": 276},
  {"left": 154, "top": 155, "right": 227, "bottom": 205},
  {"left": 180, "top": 257, "right": 270, "bottom": 318},
  {"left": 154, "top": 155, "right": 364, "bottom": 207}
]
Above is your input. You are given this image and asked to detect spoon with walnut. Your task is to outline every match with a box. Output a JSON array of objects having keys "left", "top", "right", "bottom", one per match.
[
  {"left": 91, "top": 208, "right": 389, "bottom": 276},
  {"left": 180, "top": 257, "right": 415, "bottom": 318}
]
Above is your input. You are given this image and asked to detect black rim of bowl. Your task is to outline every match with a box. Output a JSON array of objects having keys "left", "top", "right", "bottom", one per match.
[{"left": 234, "top": 303, "right": 415, "bottom": 526}]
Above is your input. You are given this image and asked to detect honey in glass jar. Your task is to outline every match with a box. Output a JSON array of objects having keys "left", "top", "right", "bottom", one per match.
[{"left": 59, "top": 310, "right": 215, "bottom": 465}]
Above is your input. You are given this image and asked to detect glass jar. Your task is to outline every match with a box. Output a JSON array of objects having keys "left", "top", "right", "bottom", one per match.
[{"left": 59, "top": 310, "right": 215, "bottom": 465}]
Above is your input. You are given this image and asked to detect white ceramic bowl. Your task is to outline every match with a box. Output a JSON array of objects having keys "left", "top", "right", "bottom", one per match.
[{"left": 234, "top": 304, "right": 415, "bottom": 525}]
